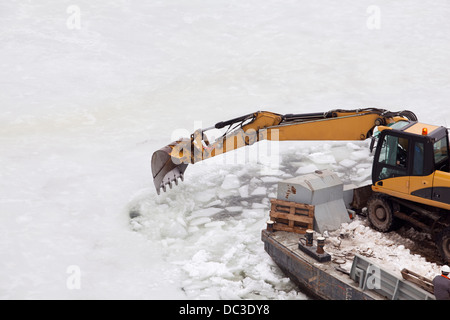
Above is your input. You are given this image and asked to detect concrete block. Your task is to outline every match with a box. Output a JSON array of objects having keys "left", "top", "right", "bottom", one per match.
[
  {"left": 276, "top": 170, "right": 350, "bottom": 233},
  {"left": 314, "top": 200, "right": 349, "bottom": 233},
  {"left": 277, "top": 170, "right": 343, "bottom": 204},
  {"left": 343, "top": 183, "right": 357, "bottom": 209}
]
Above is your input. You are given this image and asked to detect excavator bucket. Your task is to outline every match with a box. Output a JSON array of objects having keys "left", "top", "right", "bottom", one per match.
[{"left": 151, "top": 143, "right": 189, "bottom": 195}]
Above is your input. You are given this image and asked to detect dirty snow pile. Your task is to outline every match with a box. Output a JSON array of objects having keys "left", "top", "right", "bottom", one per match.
[{"left": 324, "top": 215, "right": 442, "bottom": 280}]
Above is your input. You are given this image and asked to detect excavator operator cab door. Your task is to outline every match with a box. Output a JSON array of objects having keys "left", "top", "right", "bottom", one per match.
[
  {"left": 372, "top": 129, "right": 434, "bottom": 198},
  {"left": 429, "top": 130, "right": 450, "bottom": 205}
]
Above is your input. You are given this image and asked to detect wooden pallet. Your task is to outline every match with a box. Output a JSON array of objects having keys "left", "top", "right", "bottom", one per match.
[
  {"left": 269, "top": 198, "right": 314, "bottom": 234},
  {"left": 401, "top": 268, "right": 435, "bottom": 294}
]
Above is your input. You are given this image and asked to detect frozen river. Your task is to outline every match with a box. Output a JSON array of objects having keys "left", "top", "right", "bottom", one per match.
[{"left": 1, "top": 1, "right": 450, "bottom": 299}]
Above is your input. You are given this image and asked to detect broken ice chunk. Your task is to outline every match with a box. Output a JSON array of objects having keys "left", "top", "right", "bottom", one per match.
[
  {"left": 251, "top": 186, "right": 267, "bottom": 196},
  {"left": 225, "top": 206, "right": 243, "bottom": 213},
  {"left": 251, "top": 202, "right": 267, "bottom": 209},
  {"left": 261, "top": 176, "right": 280, "bottom": 183},
  {"left": 295, "top": 164, "right": 318, "bottom": 175},
  {"left": 194, "top": 189, "right": 216, "bottom": 203},
  {"left": 338, "top": 159, "right": 357, "bottom": 168},
  {"left": 308, "top": 152, "right": 336, "bottom": 164},
  {"left": 221, "top": 174, "right": 240, "bottom": 189},
  {"left": 350, "top": 149, "right": 370, "bottom": 161},
  {"left": 189, "top": 217, "right": 212, "bottom": 226},
  {"left": 238, "top": 185, "right": 249, "bottom": 198},
  {"left": 189, "top": 207, "right": 223, "bottom": 219}
]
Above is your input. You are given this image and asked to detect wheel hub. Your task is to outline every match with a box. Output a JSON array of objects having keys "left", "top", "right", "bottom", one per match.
[{"left": 375, "top": 207, "right": 387, "bottom": 221}]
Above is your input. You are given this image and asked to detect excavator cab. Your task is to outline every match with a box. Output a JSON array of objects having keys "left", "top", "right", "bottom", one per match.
[
  {"left": 371, "top": 122, "right": 450, "bottom": 210},
  {"left": 370, "top": 122, "right": 450, "bottom": 263}
]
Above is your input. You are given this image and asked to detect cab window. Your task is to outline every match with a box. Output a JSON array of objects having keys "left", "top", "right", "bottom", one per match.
[
  {"left": 376, "top": 135, "right": 409, "bottom": 180},
  {"left": 434, "top": 136, "right": 449, "bottom": 171},
  {"left": 413, "top": 142, "right": 424, "bottom": 175}
]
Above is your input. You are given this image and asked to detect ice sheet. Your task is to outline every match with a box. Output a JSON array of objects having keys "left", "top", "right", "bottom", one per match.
[{"left": 1, "top": 0, "right": 450, "bottom": 299}]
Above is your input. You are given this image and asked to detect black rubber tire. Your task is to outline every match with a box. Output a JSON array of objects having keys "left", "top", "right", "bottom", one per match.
[
  {"left": 437, "top": 227, "right": 450, "bottom": 264},
  {"left": 367, "top": 194, "right": 395, "bottom": 232}
]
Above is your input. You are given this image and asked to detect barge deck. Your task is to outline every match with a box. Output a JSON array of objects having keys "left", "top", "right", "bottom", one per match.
[{"left": 261, "top": 229, "right": 435, "bottom": 300}]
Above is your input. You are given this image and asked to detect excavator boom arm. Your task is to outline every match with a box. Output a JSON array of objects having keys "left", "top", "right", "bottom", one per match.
[{"left": 152, "top": 108, "right": 417, "bottom": 194}]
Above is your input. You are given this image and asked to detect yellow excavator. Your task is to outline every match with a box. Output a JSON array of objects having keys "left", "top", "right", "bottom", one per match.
[{"left": 151, "top": 108, "right": 450, "bottom": 263}]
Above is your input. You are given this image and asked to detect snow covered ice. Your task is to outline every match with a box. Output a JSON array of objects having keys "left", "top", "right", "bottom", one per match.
[{"left": 1, "top": 0, "right": 450, "bottom": 299}]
